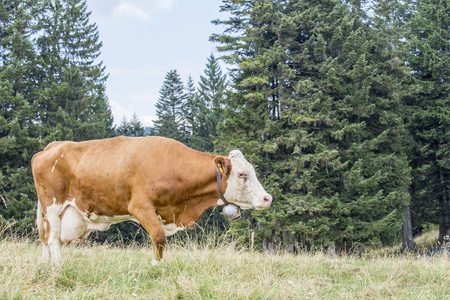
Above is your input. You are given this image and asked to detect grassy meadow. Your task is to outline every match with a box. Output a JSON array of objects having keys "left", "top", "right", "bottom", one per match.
[{"left": 0, "top": 231, "right": 449, "bottom": 300}]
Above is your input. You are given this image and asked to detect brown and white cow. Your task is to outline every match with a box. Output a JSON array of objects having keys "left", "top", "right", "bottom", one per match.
[{"left": 31, "top": 136, "right": 272, "bottom": 263}]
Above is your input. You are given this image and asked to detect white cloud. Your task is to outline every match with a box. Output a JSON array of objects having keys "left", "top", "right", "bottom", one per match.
[
  {"left": 109, "top": 100, "right": 134, "bottom": 123},
  {"left": 141, "top": 115, "right": 157, "bottom": 127},
  {"left": 110, "top": 99, "right": 156, "bottom": 127},
  {"left": 113, "top": 1, "right": 151, "bottom": 21},
  {"left": 109, "top": 64, "right": 167, "bottom": 78},
  {"left": 155, "top": 0, "right": 175, "bottom": 10}
]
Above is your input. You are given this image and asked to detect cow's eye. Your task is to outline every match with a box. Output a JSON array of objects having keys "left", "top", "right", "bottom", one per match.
[{"left": 238, "top": 172, "right": 247, "bottom": 178}]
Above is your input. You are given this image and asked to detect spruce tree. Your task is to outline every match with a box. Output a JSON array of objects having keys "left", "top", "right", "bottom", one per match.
[
  {"left": 1, "top": 0, "right": 115, "bottom": 232},
  {"left": 199, "top": 54, "right": 227, "bottom": 110},
  {"left": 371, "top": 0, "right": 416, "bottom": 251},
  {"left": 128, "top": 113, "right": 145, "bottom": 137},
  {"left": 213, "top": 0, "right": 412, "bottom": 250},
  {"left": 36, "top": 0, "right": 113, "bottom": 142},
  {"left": 184, "top": 75, "right": 201, "bottom": 148},
  {"left": 191, "top": 54, "right": 228, "bottom": 152},
  {"left": 153, "top": 70, "right": 188, "bottom": 143},
  {"left": 117, "top": 114, "right": 144, "bottom": 137},
  {"left": 406, "top": 0, "right": 450, "bottom": 242},
  {"left": 116, "top": 116, "right": 132, "bottom": 136},
  {"left": 0, "top": 0, "right": 43, "bottom": 229}
]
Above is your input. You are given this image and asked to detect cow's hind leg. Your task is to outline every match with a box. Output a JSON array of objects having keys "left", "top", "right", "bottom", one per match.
[
  {"left": 128, "top": 198, "right": 166, "bottom": 263},
  {"left": 36, "top": 201, "right": 50, "bottom": 260},
  {"left": 45, "top": 198, "right": 67, "bottom": 262}
]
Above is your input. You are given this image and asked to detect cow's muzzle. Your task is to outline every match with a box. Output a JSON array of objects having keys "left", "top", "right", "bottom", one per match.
[{"left": 255, "top": 194, "right": 273, "bottom": 210}]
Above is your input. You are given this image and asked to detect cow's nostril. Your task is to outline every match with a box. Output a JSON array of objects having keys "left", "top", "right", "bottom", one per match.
[{"left": 263, "top": 196, "right": 272, "bottom": 203}]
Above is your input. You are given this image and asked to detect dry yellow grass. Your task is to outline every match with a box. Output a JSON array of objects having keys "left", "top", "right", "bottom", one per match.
[
  {"left": 414, "top": 229, "right": 441, "bottom": 250},
  {"left": 0, "top": 236, "right": 449, "bottom": 299}
]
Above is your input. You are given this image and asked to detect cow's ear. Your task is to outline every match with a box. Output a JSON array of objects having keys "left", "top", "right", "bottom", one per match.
[{"left": 214, "top": 156, "right": 231, "bottom": 175}]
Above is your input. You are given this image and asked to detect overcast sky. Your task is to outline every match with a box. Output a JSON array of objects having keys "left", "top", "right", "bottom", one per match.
[{"left": 85, "top": 0, "right": 227, "bottom": 126}]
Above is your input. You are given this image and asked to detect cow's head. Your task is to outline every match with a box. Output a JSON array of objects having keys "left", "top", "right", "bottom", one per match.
[{"left": 214, "top": 150, "right": 272, "bottom": 210}]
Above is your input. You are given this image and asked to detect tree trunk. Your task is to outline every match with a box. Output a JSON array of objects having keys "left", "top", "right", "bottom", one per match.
[
  {"left": 439, "top": 169, "right": 450, "bottom": 243},
  {"left": 402, "top": 205, "right": 414, "bottom": 251}
]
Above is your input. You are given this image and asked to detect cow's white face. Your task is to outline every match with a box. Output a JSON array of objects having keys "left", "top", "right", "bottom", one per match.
[{"left": 223, "top": 150, "right": 272, "bottom": 210}]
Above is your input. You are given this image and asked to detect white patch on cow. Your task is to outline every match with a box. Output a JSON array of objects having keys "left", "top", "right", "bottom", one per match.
[
  {"left": 46, "top": 197, "right": 70, "bottom": 261},
  {"left": 60, "top": 205, "right": 89, "bottom": 243},
  {"left": 217, "top": 199, "right": 225, "bottom": 206},
  {"left": 87, "top": 212, "right": 138, "bottom": 225},
  {"left": 61, "top": 153, "right": 64, "bottom": 158},
  {"left": 47, "top": 197, "right": 139, "bottom": 248},
  {"left": 223, "top": 150, "right": 272, "bottom": 210},
  {"left": 60, "top": 199, "right": 139, "bottom": 243},
  {"left": 157, "top": 215, "right": 185, "bottom": 236},
  {"left": 51, "top": 160, "right": 58, "bottom": 172},
  {"left": 41, "top": 243, "right": 50, "bottom": 261}
]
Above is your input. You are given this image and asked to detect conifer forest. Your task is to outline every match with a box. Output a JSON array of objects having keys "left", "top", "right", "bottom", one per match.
[{"left": 1, "top": 0, "right": 449, "bottom": 253}]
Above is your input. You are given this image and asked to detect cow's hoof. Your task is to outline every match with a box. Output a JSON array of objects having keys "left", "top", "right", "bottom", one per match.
[{"left": 151, "top": 259, "right": 163, "bottom": 266}]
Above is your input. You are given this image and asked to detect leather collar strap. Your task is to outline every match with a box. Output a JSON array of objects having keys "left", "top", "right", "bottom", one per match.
[{"left": 216, "top": 169, "right": 229, "bottom": 205}]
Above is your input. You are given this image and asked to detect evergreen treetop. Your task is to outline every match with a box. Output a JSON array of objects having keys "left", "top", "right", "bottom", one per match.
[{"left": 153, "top": 69, "right": 189, "bottom": 143}]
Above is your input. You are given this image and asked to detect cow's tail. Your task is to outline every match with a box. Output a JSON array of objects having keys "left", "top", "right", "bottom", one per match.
[{"left": 36, "top": 201, "right": 46, "bottom": 242}]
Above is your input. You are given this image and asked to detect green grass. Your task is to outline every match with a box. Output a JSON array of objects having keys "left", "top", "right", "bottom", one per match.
[{"left": 0, "top": 236, "right": 449, "bottom": 299}]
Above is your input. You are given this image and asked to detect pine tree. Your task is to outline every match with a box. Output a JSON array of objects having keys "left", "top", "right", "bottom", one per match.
[
  {"left": 186, "top": 54, "right": 228, "bottom": 152},
  {"left": 199, "top": 54, "right": 228, "bottom": 110},
  {"left": 153, "top": 70, "right": 188, "bottom": 143},
  {"left": 406, "top": 0, "right": 450, "bottom": 242},
  {"left": 184, "top": 75, "right": 201, "bottom": 148},
  {"left": 371, "top": 0, "right": 416, "bottom": 251},
  {"left": 36, "top": 0, "right": 113, "bottom": 142},
  {"left": 116, "top": 116, "right": 132, "bottom": 136},
  {"left": 1, "top": 0, "right": 115, "bottom": 232},
  {"left": 0, "top": 0, "right": 43, "bottom": 230},
  {"left": 212, "top": 0, "right": 412, "bottom": 250},
  {"left": 128, "top": 113, "right": 145, "bottom": 137}
]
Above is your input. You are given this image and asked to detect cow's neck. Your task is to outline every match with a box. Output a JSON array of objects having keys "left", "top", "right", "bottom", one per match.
[{"left": 175, "top": 156, "right": 226, "bottom": 228}]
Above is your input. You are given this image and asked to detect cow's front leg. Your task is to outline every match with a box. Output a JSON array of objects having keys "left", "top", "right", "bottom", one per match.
[{"left": 128, "top": 199, "right": 166, "bottom": 262}]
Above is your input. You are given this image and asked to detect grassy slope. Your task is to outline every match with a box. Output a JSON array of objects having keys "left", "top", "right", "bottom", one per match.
[{"left": 0, "top": 238, "right": 449, "bottom": 300}]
